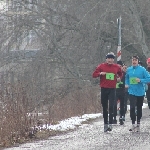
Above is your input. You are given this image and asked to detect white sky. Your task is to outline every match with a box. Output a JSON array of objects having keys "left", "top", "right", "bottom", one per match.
[{"left": 4, "top": 103, "right": 148, "bottom": 150}]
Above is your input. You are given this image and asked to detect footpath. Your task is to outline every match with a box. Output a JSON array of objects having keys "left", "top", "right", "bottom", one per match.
[{"left": 4, "top": 105, "right": 150, "bottom": 150}]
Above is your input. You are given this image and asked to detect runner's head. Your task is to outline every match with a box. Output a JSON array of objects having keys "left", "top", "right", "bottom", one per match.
[
  {"left": 106, "top": 52, "right": 115, "bottom": 64},
  {"left": 122, "top": 64, "right": 127, "bottom": 72},
  {"left": 117, "top": 60, "right": 123, "bottom": 68},
  {"left": 132, "top": 55, "right": 139, "bottom": 66},
  {"left": 146, "top": 58, "right": 150, "bottom": 67}
]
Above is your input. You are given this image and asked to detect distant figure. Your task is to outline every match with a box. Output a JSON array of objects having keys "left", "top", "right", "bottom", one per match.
[
  {"left": 125, "top": 55, "right": 150, "bottom": 132},
  {"left": 113, "top": 61, "right": 126, "bottom": 125},
  {"left": 92, "top": 52, "right": 122, "bottom": 132},
  {"left": 122, "top": 64, "right": 128, "bottom": 118},
  {"left": 146, "top": 58, "right": 150, "bottom": 110}
]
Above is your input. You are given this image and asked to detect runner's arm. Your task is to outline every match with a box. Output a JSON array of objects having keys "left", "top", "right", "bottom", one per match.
[
  {"left": 92, "top": 64, "right": 102, "bottom": 78},
  {"left": 117, "top": 67, "right": 123, "bottom": 79},
  {"left": 140, "top": 69, "right": 150, "bottom": 83}
]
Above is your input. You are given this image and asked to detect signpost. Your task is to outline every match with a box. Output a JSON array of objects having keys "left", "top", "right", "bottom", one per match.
[
  {"left": 117, "top": 16, "right": 122, "bottom": 115},
  {"left": 117, "top": 16, "right": 122, "bottom": 62}
]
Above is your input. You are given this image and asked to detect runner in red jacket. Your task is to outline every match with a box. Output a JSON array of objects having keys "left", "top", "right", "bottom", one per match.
[{"left": 92, "top": 52, "right": 122, "bottom": 132}]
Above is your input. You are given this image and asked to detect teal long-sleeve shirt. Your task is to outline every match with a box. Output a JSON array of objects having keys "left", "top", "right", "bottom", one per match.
[{"left": 125, "top": 65, "right": 150, "bottom": 96}]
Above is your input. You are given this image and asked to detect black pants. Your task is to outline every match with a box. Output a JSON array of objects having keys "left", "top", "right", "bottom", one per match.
[
  {"left": 146, "top": 89, "right": 150, "bottom": 109},
  {"left": 101, "top": 88, "right": 115, "bottom": 124},
  {"left": 114, "top": 89, "right": 125, "bottom": 118},
  {"left": 129, "top": 94, "right": 144, "bottom": 122}
]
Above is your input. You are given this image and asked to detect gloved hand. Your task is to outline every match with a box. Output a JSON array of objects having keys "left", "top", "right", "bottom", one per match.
[{"left": 119, "top": 84, "right": 124, "bottom": 88}]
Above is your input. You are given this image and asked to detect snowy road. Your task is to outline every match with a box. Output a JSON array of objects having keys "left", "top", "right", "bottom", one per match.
[{"left": 4, "top": 107, "right": 150, "bottom": 150}]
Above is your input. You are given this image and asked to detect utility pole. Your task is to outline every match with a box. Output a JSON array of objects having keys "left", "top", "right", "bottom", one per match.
[
  {"left": 117, "top": 16, "right": 122, "bottom": 62},
  {"left": 116, "top": 16, "right": 122, "bottom": 115}
]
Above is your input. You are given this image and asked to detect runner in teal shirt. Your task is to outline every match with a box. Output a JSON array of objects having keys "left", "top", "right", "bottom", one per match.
[
  {"left": 125, "top": 64, "right": 150, "bottom": 96},
  {"left": 125, "top": 55, "right": 150, "bottom": 132}
]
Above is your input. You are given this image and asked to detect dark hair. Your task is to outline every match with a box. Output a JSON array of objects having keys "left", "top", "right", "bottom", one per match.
[
  {"left": 117, "top": 60, "right": 123, "bottom": 66},
  {"left": 132, "top": 55, "right": 139, "bottom": 59}
]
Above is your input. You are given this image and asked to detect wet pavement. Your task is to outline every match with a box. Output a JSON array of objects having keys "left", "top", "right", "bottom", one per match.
[{"left": 5, "top": 107, "right": 150, "bottom": 150}]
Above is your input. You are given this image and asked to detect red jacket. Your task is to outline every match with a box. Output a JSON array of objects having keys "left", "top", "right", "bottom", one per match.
[{"left": 92, "top": 63, "right": 122, "bottom": 88}]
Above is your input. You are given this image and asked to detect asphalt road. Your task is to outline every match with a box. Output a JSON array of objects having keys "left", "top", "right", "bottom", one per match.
[{"left": 5, "top": 107, "right": 150, "bottom": 150}]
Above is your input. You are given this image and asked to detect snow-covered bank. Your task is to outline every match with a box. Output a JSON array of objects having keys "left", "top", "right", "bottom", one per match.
[
  {"left": 4, "top": 103, "right": 148, "bottom": 150},
  {"left": 37, "top": 103, "right": 147, "bottom": 132}
]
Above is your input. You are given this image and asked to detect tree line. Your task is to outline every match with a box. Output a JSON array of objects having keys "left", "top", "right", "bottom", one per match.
[{"left": 0, "top": 0, "right": 150, "bottom": 147}]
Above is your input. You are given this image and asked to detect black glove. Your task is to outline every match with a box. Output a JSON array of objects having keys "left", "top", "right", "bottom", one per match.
[{"left": 119, "top": 84, "right": 124, "bottom": 88}]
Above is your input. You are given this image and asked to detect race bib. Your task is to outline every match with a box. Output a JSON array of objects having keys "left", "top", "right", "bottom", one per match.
[
  {"left": 106, "top": 73, "right": 115, "bottom": 80},
  {"left": 130, "top": 77, "right": 138, "bottom": 84}
]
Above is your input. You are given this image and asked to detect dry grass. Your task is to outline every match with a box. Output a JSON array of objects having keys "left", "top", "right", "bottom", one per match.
[
  {"left": 0, "top": 82, "right": 102, "bottom": 148},
  {"left": 49, "top": 85, "right": 102, "bottom": 122}
]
